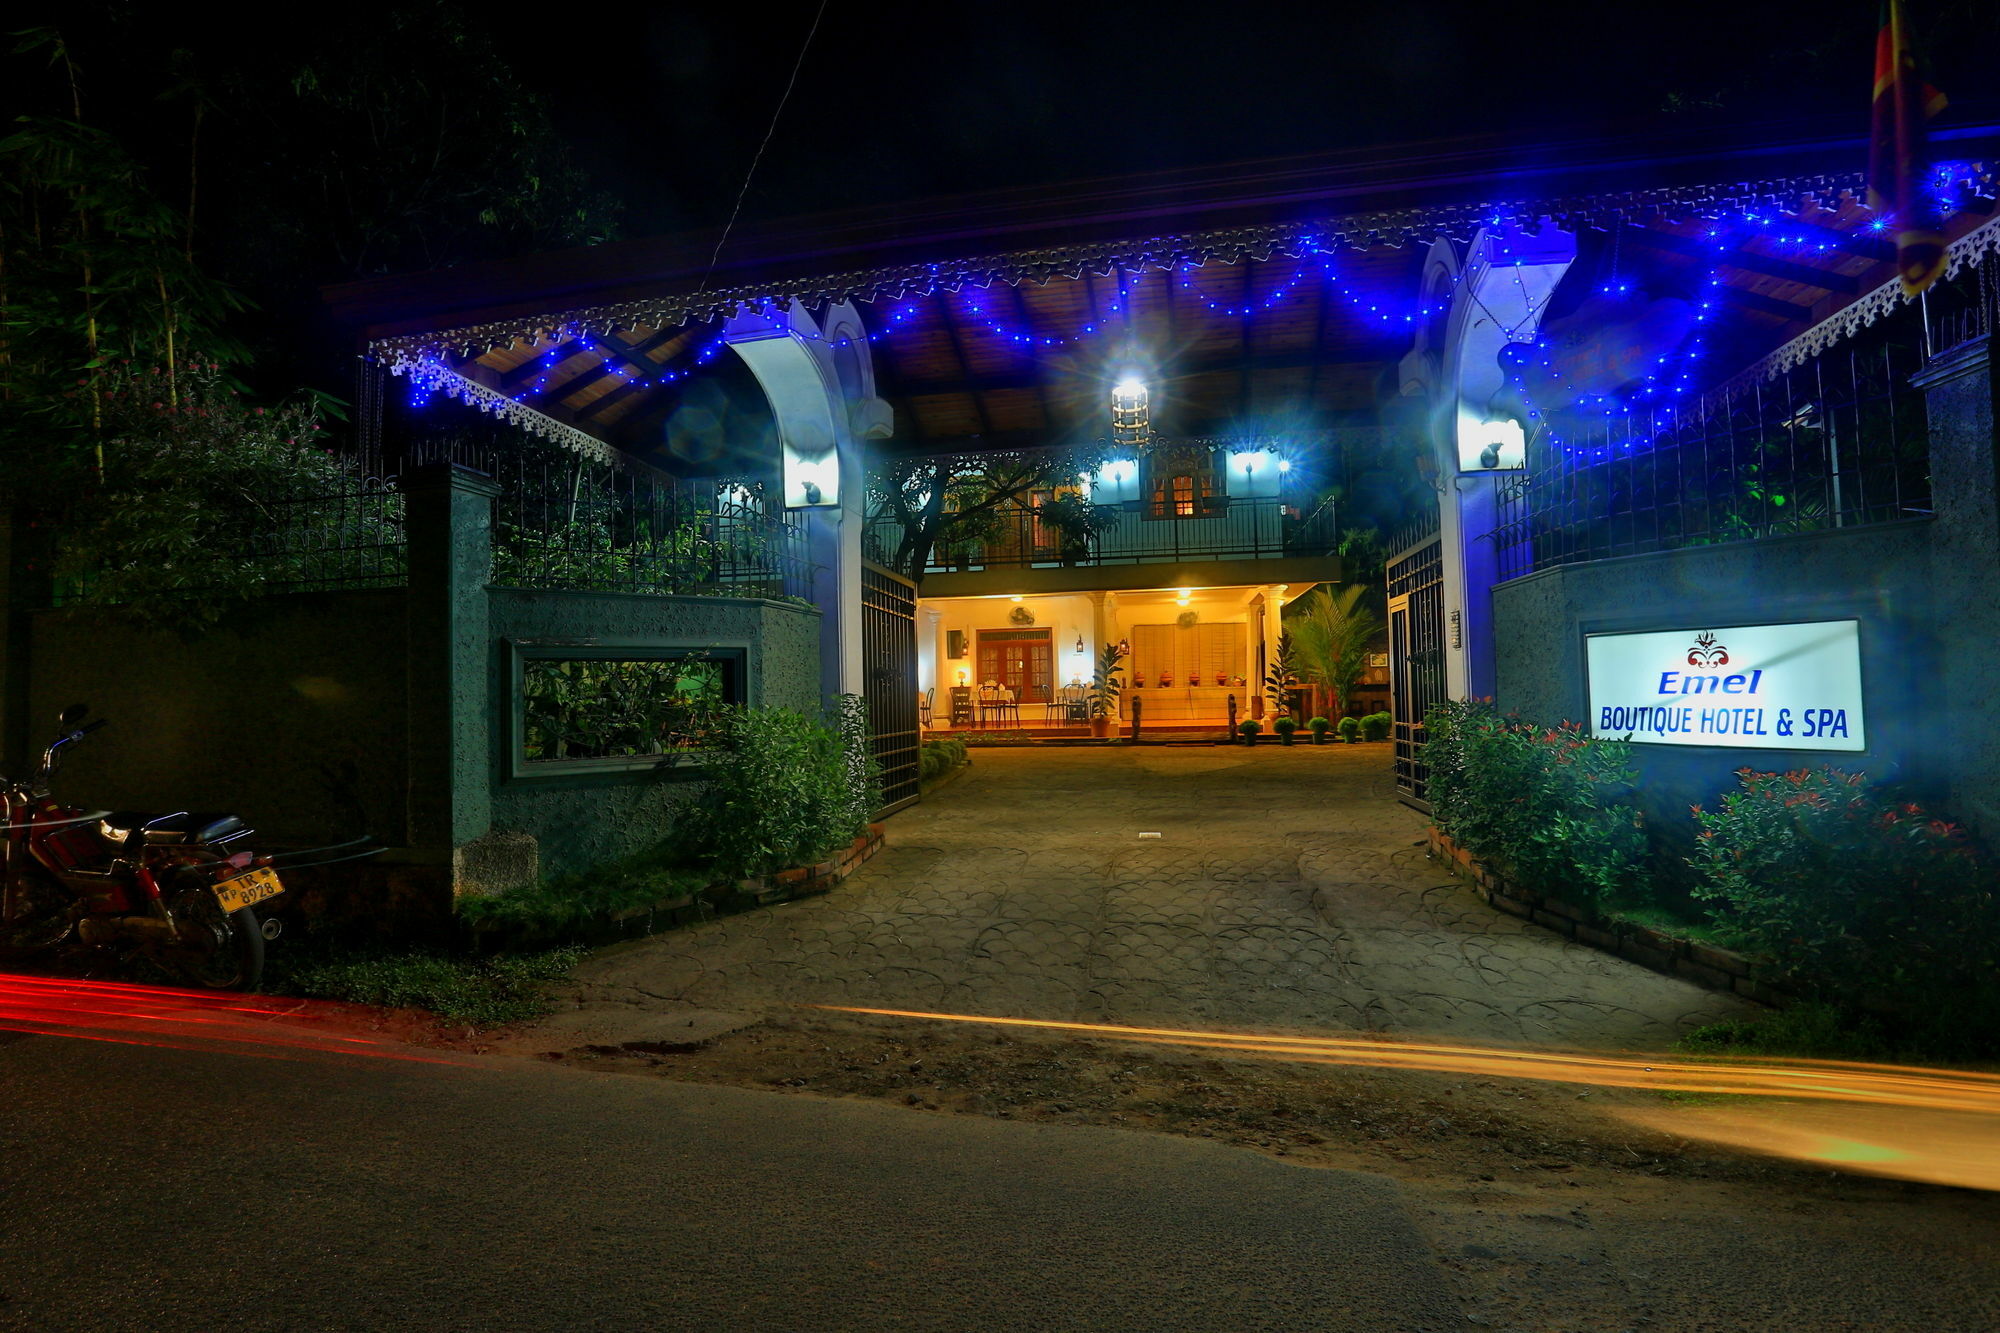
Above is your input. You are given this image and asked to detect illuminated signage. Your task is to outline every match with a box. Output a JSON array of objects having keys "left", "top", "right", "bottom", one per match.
[{"left": 1584, "top": 620, "right": 1865, "bottom": 752}]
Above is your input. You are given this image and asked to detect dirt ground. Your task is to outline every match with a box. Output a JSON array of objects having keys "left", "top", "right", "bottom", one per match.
[{"left": 440, "top": 1005, "right": 2000, "bottom": 1333}]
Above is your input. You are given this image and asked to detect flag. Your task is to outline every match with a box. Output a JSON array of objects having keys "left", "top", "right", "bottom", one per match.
[{"left": 1868, "top": 0, "right": 1950, "bottom": 296}]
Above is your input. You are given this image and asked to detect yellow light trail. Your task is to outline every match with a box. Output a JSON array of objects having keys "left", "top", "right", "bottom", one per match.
[{"left": 810, "top": 1005, "right": 2000, "bottom": 1115}]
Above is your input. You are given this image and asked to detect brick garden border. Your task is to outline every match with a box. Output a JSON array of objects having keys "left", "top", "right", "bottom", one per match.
[{"left": 1427, "top": 827, "right": 1793, "bottom": 1009}]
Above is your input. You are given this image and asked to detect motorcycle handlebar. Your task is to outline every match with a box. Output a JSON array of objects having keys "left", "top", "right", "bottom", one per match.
[{"left": 76, "top": 719, "right": 108, "bottom": 737}]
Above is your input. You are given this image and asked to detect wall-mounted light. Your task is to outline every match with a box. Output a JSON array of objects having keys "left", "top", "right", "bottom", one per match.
[
  {"left": 1075, "top": 633, "right": 1085, "bottom": 653},
  {"left": 1458, "top": 414, "right": 1526, "bottom": 472},
  {"left": 784, "top": 452, "right": 839, "bottom": 510}
]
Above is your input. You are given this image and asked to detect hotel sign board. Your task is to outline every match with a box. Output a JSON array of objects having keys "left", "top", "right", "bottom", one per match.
[{"left": 1584, "top": 620, "right": 1865, "bottom": 752}]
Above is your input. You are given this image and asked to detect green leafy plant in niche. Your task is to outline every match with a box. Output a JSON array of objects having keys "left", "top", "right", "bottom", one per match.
[{"left": 521, "top": 655, "right": 726, "bottom": 763}]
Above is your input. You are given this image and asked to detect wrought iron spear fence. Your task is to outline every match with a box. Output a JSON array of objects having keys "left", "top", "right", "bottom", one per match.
[{"left": 1490, "top": 293, "right": 1950, "bottom": 582}]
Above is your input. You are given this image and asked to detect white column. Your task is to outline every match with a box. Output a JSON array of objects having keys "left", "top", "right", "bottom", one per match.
[
  {"left": 1093, "top": 591, "right": 1118, "bottom": 717},
  {"left": 724, "top": 300, "right": 892, "bottom": 705},
  {"left": 1424, "top": 224, "right": 1576, "bottom": 700},
  {"left": 920, "top": 607, "right": 943, "bottom": 727},
  {"left": 1254, "top": 585, "right": 1286, "bottom": 717}
]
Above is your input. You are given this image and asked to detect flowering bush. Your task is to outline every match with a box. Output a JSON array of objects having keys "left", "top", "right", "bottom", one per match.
[
  {"left": 1690, "top": 768, "right": 2000, "bottom": 1015},
  {"left": 1423, "top": 699, "right": 1647, "bottom": 909}
]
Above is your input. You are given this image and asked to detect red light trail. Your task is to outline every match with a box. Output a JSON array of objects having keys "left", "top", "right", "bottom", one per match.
[{"left": 0, "top": 972, "right": 473, "bottom": 1067}]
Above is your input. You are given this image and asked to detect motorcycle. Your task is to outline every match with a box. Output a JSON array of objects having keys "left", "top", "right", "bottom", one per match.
[{"left": 0, "top": 704, "right": 284, "bottom": 990}]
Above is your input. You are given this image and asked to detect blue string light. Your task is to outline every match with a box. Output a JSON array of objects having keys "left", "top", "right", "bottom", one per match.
[{"left": 406, "top": 202, "right": 1936, "bottom": 435}]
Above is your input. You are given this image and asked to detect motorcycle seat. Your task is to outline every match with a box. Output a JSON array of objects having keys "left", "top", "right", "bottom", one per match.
[{"left": 99, "top": 811, "right": 249, "bottom": 846}]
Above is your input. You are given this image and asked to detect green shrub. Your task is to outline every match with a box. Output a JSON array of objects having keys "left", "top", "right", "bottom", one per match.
[
  {"left": 1336, "top": 715, "right": 1361, "bottom": 742},
  {"left": 1273, "top": 716, "right": 1298, "bottom": 746},
  {"left": 1238, "top": 719, "right": 1261, "bottom": 735},
  {"left": 1678, "top": 1001, "right": 1891, "bottom": 1061},
  {"left": 279, "top": 947, "right": 584, "bottom": 1026},
  {"left": 1359, "top": 711, "right": 1392, "bottom": 742},
  {"left": 1423, "top": 699, "right": 1647, "bottom": 910},
  {"left": 1690, "top": 767, "right": 2000, "bottom": 1043},
  {"left": 458, "top": 848, "right": 708, "bottom": 948},
  {"left": 1307, "top": 716, "right": 1330, "bottom": 737},
  {"left": 919, "top": 737, "right": 969, "bottom": 782},
  {"left": 672, "top": 696, "right": 879, "bottom": 880}
]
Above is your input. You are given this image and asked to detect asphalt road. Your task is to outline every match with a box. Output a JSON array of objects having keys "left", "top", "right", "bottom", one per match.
[{"left": 0, "top": 1031, "right": 1461, "bottom": 1332}]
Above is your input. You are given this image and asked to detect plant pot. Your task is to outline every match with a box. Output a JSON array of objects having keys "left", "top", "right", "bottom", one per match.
[
  {"left": 1242, "top": 732, "right": 1257, "bottom": 746},
  {"left": 1090, "top": 716, "right": 1112, "bottom": 738}
]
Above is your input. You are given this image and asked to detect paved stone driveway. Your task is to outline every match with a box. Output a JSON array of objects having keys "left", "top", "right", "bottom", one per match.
[{"left": 580, "top": 746, "right": 1748, "bottom": 1049}]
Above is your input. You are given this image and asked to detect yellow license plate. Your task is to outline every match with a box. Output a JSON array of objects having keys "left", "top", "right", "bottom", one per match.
[{"left": 213, "top": 866, "right": 283, "bottom": 914}]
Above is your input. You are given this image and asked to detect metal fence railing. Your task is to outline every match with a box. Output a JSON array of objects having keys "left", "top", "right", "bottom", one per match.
[
  {"left": 251, "top": 482, "right": 409, "bottom": 593},
  {"left": 47, "top": 475, "right": 409, "bottom": 608},
  {"left": 865, "top": 494, "right": 1336, "bottom": 575},
  {"left": 1490, "top": 298, "right": 1941, "bottom": 582},
  {"left": 486, "top": 451, "right": 811, "bottom": 602}
]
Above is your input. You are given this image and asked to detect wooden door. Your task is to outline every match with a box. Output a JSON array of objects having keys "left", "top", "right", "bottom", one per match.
[{"left": 976, "top": 629, "right": 1052, "bottom": 702}]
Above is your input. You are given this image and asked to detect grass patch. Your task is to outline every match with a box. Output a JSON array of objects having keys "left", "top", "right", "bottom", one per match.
[
  {"left": 277, "top": 947, "right": 585, "bottom": 1027},
  {"left": 1677, "top": 1001, "right": 1892, "bottom": 1062},
  {"left": 1606, "top": 902, "right": 1756, "bottom": 952}
]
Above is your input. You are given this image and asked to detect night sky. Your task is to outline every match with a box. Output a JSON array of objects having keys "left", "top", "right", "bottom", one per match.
[{"left": 499, "top": 0, "right": 1999, "bottom": 238}]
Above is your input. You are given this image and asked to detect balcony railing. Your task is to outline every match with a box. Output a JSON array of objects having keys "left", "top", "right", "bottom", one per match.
[{"left": 866, "top": 494, "right": 1336, "bottom": 575}]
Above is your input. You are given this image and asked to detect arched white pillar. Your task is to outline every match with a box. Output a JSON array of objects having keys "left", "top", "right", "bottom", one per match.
[
  {"left": 724, "top": 300, "right": 893, "bottom": 702},
  {"left": 1398, "top": 223, "right": 1575, "bottom": 700}
]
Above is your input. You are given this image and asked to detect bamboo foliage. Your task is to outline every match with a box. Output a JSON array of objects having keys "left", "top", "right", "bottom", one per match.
[{"left": 0, "top": 36, "right": 250, "bottom": 493}]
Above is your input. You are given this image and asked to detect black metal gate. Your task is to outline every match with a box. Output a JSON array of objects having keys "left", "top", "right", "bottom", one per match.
[
  {"left": 862, "top": 560, "right": 921, "bottom": 816},
  {"left": 1387, "top": 526, "right": 1446, "bottom": 807}
]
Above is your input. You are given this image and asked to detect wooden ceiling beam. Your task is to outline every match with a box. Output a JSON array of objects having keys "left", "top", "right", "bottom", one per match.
[
  {"left": 873, "top": 412, "right": 1384, "bottom": 457},
  {"left": 1623, "top": 225, "right": 1859, "bottom": 294},
  {"left": 1008, "top": 282, "right": 1059, "bottom": 432},
  {"left": 1782, "top": 217, "right": 1898, "bottom": 262},
  {"left": 502, "top": 328, "right": 678, "bottom": 393},
  {"left": 551, "top": 330, "right": 686, "bottom": 406},
  {"left": 930, "top": 289, "right": 997, "bottom": 439},
  {"left": 1716, "top": 284, "right": 1817, "bottom": 323},
  {"left": 874, "top": 344, "right": 1395, "bottom": 400},
  {"left": 1236, "top": 261, "right": 1257, "bottom": 421}
]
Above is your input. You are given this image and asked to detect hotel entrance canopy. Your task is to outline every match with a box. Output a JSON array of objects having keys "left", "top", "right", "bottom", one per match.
[{"left": 325, "top": 121, "right": 2000, "bottom": 473}]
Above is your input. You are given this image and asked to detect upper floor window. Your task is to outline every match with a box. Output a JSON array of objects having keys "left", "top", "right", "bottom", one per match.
[{"left": 1144, "top": 446, "right": 1223, "bottom": 519}]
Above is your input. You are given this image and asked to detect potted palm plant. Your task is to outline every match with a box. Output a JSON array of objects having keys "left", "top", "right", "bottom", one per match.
[
  {"left": 1088, "top": 641, "right": 1125, "bottom": 738},
  {"left": 1287, "top": 586, "right": 1383, "bottom": 727}
]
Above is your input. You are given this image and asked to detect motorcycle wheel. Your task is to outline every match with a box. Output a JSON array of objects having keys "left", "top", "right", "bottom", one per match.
[
  {"left": 0, "top": 865, "right": 74, "bottom": 957},
  {"left": 162, "top": 880, "right": 265, "bottom": 991}
]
